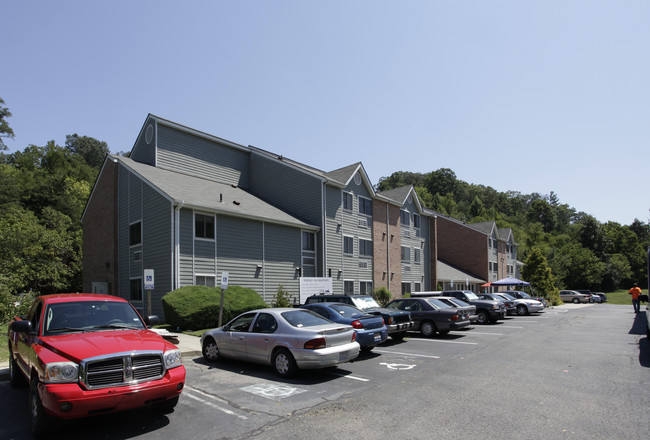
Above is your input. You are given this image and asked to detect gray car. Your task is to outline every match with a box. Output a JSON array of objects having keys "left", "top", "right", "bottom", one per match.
[
  {"left": 559, "top": 290, "right": 590, "bottom": 304},
  {"left": 386, "top": 297, "right": 471, "bottom": 336},
  {"left": 200, "top": 308, "right": 360, "bottom": 378}
]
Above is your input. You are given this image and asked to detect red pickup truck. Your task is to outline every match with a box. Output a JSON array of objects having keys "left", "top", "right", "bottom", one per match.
[{"left": 7, "top": 293, "right": 186, "bottom": 436}]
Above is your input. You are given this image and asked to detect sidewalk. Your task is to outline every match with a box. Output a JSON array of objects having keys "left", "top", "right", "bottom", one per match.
[{"left": 0, "top": 332, "right": 202, "bottom": 382}]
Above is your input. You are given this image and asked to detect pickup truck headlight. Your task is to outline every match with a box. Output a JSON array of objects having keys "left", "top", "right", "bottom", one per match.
[
  {"left": 43, "top": 362, "right": 79, "bottom": 383},
  {"left": 164, "top": 349, "right": 183, "bottom": 369}
]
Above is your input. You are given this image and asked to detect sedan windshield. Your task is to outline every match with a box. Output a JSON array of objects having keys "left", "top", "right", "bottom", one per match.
[
  {"left": 44, "top": 301, "right": 145, "bottom": 335},
  {"left": 282, "top": 310, "right": 332, "bottom": 327}
]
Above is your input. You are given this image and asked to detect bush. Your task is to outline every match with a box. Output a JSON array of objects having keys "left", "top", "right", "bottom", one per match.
[
  {"left": 0, "top": 289, "right": 37, "bottom": 324},
  {"left": 271, "top": 284, "right": 294, "bottom": 308},
  {"left": 372, "top": 286, "right": 392, "bottom": 306},
  {"left": 161, "top": 285, "right": 267, "bottom": 330}
]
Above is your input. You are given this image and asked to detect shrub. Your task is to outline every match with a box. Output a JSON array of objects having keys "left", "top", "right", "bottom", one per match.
[
  {"left": 161, "top": 285, "right": 267, "bottom": 330},
  {"left": 0, "top": 288, "right": 37, "bottom": 324},
  {"left": 271, "top": 284, "right": 294, "bottom": 308},
  {"left": 372, "top": 286, "right": 392, "bottom": 306}
]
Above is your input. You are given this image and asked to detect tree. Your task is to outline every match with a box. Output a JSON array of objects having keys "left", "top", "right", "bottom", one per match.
[
  {"left": 468, "top": 196, "right": 485, "bottom": 218},
  {"left": 527, "top": 199, "right": 557, "bottom": 233},
  {"left": 521, "top": 247, "right": 560, "bottom": 305},
  {"left": 65, "top": 134, "right": 110, "bottom": 168},
  {"left": 425, "top": 168, "right": 458, "bottom": 197},
  {"left": 0, "top": 97, "right": 14, "bottom": 151}
]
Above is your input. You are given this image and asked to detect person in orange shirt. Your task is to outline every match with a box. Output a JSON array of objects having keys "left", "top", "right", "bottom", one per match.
[{"left": 628, "top": 283, "right": 642, "bottom": 313}]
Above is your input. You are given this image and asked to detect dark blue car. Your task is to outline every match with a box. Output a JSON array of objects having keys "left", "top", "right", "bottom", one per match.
[{"left": 301, "top": 302, "right": 388, "bottom": 351}]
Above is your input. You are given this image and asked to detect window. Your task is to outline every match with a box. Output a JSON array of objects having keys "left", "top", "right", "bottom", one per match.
[
  {"left": 401, "top": 282, "right": 411, "bottom": 296},
  {"left": 400, "top": 210, "right": 410, "bottom": 226},
  {"left": 413, "top": 214, "right": 420, "bottom": 229},
  {"left": 130, "top": 278, "right": 142, "bottom": 301},
  {"left": 401, "top": 246, "right": 410, "bottom": 263},
  {"left": 344, "top": 280, "right": 354, "bottom": 294},
  {"left": 302, "top": 231, "right": 316, "bottom": 266},
  {"left": 343, "top": 192, "right": 353, "bottom": 211},
  {"left": 195, "top": 275, "right": 216, "bottom": 287},
  {"left": 344, "top": 236, "right": 354, "bottom": 255},
  {"left": 358, "top": 196, "right": 372, "bottom": 216},
  {"left": 195, "top": 214, "right": 215, "bottom": 239},
  {"left": 415, "top": 283, "right": 421, "bottom": 292},
  {"left": 360, "top": 281, "right": 373, "bottom": 294},
  {"left": 129, "top": 221, "right": 141, "bottom": 246},
  {"left": 414, "top": 248, "right": 421, "bottom": 264},
  {"left": 359, "top": 239, "right": 372, "bottom": 257}
]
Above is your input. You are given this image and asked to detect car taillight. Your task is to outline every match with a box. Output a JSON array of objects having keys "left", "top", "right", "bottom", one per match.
[
  {"left": 351, "top": 332, "right": 356, "bottom": 342},
  {"left": 351, "top": 320, "right": 364, "bottom": 329},
  {"left": 451, "top": 314, "right": 460, "bottom": 321},
  {"left": 304, "top": 337, "right": 326, "bottom": 349}
]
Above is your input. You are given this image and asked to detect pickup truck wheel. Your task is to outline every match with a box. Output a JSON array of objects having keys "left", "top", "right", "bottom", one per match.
[
  {"left": 202, "top": 337, "right": 220, "bottom": 362},
  {"left": 9, "top": 350, "right": 26, "bottom": 388},
  {"left": 476, "top": 311, "right": 489, "bottom": 324},
  {"left": 516, "top": 305, "right": 528, "bottom": 316},
  {"left": 30, "top": 378, "right": 53, "bottom": 437},
  {"left": 420, "top": 321, "right": 436, "bottom": 337},
  {"left": 272, "top": 348, "right": 297, "bottom": 378}
]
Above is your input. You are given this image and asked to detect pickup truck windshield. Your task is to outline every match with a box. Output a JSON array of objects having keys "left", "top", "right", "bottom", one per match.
[
  {"left": 43, "top": 301, "right": 146, "bottom": 335},
  {"left": 351, "top": 297, "right": 381, "bottom": 310},
  {"left": 464, "top": 292, "right": 479, "bottom": 300}
]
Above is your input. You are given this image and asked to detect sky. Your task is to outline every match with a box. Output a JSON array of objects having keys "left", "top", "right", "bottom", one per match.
[{"left": 2, "top": 1, "right": 649, "bottom": 226}]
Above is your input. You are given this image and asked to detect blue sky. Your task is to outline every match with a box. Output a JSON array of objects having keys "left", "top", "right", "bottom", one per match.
[{"left": 3, "top": 1, "right": 648, "bottom": 225}]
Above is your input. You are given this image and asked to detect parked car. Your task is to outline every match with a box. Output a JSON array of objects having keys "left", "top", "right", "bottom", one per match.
[
  {"left": 559, "top": 290, "right": 590, "bottom": 304},
  {"left": 8, "top": 293, "right": 185, "bottom": 436},
  {"left": 480, "top": 293, "right": 516, "bottom": 315},
  {"left": 576, "top": 289, "right": 600, "bottom": 303},
  {"left": 304, "top": 294, "right": 414, "bottom": 340},
  {"left": 502, "top": 290, "right": 549, "bottom": 308},
  {"left": 593, "top": 292, "right": 607, "bottom": 303},
  {"left": 201, "top": 308, "right": 360, "bottom": 378},
  {"left": 442, "top": 290, "right": 507, "bottom": 324},
  {"left": 300, "top": 302, "right": 388, "bottom": 351},
  {"left": 386, "top": 297, "right": 471, "bottom": 336},
  {"left": 438, "top": 296, "right": 478, "bottom": 323},
  {"left": 494, "top": 291, "right": 545, "bottom": 315}
]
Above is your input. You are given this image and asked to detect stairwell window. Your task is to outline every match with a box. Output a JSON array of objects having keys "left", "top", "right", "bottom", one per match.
[
  {"left": 358, "top": 196, "right": 372, "bottom": 216},
  {"left": 129, "top": 221, "right": 142, "bottom": 246},
  {"left": 344, "top": 236, "right": 354, "bottom": 255},
  {"left": 400, "top": 210, "right": 410, "bottom": 227}
]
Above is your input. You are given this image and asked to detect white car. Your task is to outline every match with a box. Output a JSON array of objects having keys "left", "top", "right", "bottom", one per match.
[
  {"left": 495, "top": 292, "right": 545, "bottom": 315},
  {"left": 201, "top": 308, "right": 360, "bottom": 377}
]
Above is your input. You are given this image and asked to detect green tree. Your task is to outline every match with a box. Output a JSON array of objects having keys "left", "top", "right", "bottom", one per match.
[
  {"left": 521, "top": 247, "right": 560, "bottom": 305},
  {"left": 0, "top": 97, "right": 14, "bottom": 151},
  {"left": 468, "top": 196, "right": 485, "bottom": 218},
  {"left": 425, "top": 168, "right": 458, "bottom": 197},
  {"left": 65, "top": 134, "right": 110, "bottom": 168}
]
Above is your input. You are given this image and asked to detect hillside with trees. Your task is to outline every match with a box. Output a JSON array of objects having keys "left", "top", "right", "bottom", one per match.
[
  {"left": 0, "top": 97, "right": 648, "bottom": 320},
  {"left": 377, "top": 169, "right": 649, "bottom": 293}
]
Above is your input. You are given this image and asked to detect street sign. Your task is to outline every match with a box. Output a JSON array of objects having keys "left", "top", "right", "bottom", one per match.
[
  {"left": 144, "top": 269, "right": 155, "bottom": 290},
  {"left": 220, "top": 272, "right": 229, "bottom": 290}
]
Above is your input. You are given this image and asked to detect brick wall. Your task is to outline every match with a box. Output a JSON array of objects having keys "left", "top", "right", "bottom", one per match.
[
  {"left": 436, "top": 216, "right": 488, "bottom": 280},
  {"left": 372, "top": 200, "right": 402, "bottom": 296}
]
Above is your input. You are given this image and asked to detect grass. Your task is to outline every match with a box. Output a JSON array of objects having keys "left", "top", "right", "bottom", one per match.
[{"left": 602, "top": 289, "right": 643, "bottom": 305}]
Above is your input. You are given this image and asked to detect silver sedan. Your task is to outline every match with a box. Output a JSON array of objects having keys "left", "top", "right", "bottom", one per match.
[{"left": 200, "top": 308, "right": 360, "bottom": 377}]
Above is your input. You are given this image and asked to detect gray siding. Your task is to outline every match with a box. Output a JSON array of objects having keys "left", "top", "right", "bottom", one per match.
[
  {"left": 130, "top": 118, "right": 156, "bottom": 166},
  {"left": 156, "top": 125, "right": 250, "bottom": 187},
  {"left": 178, "top": 208, "right": 195, "bottom": 286},
  {"left": 216, "top": 216, "right": 264, "bottom": 295},
  {"left": 263, "top": 223, "right": 301, "bottom": 304},
  {"left": 325, "top": 185, "right": 343, "bottom": 292},
  {"left": 249, "top": 154, "right": 323, "bottom": 226},
  {"left": 400, "top": 198, "right": 427, "bottom": 291}
]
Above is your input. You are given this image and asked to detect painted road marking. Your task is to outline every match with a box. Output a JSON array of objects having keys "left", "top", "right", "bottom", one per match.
[
  {"left": 374, "top": 349, "right": 440, "bottom": 359},
  {"left": 322, "top": 372, "right": 370, "bottom": 381},
  {"left": 412, "top": 339, "right": 478, "bottom": 345},
  {"left": 240, "top": 383, "right": 307, "bottom": 400},
  {"left": 464, "top": 331, "right": 504, "bottom": 336},
  {"left": 184, "top": 387, "right": 248, "bottom": 419}
]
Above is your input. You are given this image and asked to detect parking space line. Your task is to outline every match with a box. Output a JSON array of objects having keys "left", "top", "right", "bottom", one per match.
[
  {"left": 411, "top": 339, "right": 478, "bottom": 345},
  {"left": 323, "top": 372, "right": 370, "bottom": 381},
  {"left": 464, "top": 331, "right": 503, "bottom": 336},
  {"left": 184, "top": 387, "right": 248, "bottom": 419},
  {"left": 374, "top": 349, "right": 440, "bottom": 359},
  {"left": 493, "top": 326, "right": 524, "bottom": 329}
]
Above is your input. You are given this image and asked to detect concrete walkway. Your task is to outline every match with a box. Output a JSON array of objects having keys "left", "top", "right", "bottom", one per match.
[{"left": 0, "top": 332, "right": 202, "bottom": 382}]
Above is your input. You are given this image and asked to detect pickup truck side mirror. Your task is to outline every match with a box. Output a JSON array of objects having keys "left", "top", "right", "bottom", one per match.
[
  {"left": 10, "top": 320, "right": 34, "bottom": 334},
  {"left": 144, "top": 315, "right": 160, "bottom": 327}
]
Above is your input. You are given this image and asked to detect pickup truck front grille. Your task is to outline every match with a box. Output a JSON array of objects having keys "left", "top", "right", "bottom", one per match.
[{"left": 81, "top": 352, "right": 165, "bottom": 390}]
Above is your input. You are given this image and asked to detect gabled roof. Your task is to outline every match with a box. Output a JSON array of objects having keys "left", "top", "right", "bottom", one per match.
[
  {"left": 110, "top": 155, "right": 319, "bottom": 231},
  {"left": 436, "top": 260, "right": 485, "bottom": 284},
  {"left": 376, "top": 185, "right": 424, "bottom": 213},
  {"left": 468, "top": 221, "right": 497, "bottom": 236}
]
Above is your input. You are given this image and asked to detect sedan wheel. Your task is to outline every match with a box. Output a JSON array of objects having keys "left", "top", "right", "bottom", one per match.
[
  {"left": 272, "top": 348, "right": 297, "bottom": 378},
  {"left": 516, "top": 305, "right": 528, "bottom": 316},
  {"left": 572, "top": 298, "right": 580, "bottom": 304},
  {"left": 202, "top": 337, "right": 220, "bottom": 362},
  {"left": 420, "top": 321, "right": 436, "bottom": 337}
]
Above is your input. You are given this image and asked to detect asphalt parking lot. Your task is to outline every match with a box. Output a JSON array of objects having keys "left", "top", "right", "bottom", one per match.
[{"left": 2, "top": 303, "right": 649, "bottom": 440}]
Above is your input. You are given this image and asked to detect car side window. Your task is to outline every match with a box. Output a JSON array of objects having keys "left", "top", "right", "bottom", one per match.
[
  {"left": 29, "top": 302, "right": 43, "bottom": 334},
  {"left": 310, "top": 307, "right": 330, "bottom": 319},
  {"left": 411, "top": 301, "right": 422, "bottom": 312},
  {"left": 228, "top": 313, "right": 256, "bottom": 332},
  {"left": 252, "top": 313, "right": 278, "bottom": 333}
]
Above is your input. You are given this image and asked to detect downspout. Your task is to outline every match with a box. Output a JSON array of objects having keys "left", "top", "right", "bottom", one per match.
[
  {"left": 174, "top": 201, "right": 184, "bottom": 289},
  {"left": 386, "top": 203, "right": 390, "bottom": 292}
]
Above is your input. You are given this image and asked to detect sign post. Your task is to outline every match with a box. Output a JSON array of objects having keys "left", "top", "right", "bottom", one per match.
[
  {"left": 144, "top": 269, "right": 155, "bottom": 317},
  {"left": 218, "top": 272, "right": 229, "bottom": 327}
]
